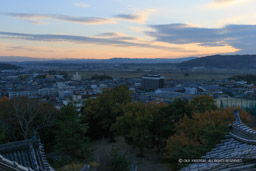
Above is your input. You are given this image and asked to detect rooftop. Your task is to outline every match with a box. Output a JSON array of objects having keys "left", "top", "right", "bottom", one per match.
[
  {"left": 181, "top": 110, "right": 256, "bottom": 171},
  {"left": 0, "top": 138, "right": 52, "bottom": 171}
]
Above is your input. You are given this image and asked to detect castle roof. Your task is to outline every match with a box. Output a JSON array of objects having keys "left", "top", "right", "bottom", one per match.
[
  {"left": 181, "top": 110, "right": 256, "bottom": 171},
  {"left": 0, "top": 139, "right": 52, "bottom": 171}
]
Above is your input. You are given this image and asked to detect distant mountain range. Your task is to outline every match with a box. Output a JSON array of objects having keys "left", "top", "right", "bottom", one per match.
[
  {"left": 0, "top": 56, "right": 197, "bottom": 63},
  {"left": 2, "top": 55, "right": 256, "bottom": 69},
  {"left": 178, "top": 55, "right": 256, "bottom": 69}
]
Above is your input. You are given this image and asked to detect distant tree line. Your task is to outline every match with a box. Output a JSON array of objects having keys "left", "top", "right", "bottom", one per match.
[
  {"left": 229, "top": 74, "right": 256, "bottom": 85},
  {"left": 48, "top": 70, "right": 68, "bottom": 78},
  {"left": 0, "top": 63, "right": 20, "bottom": 70},
  {"left": 90, "top": 74, "right": 113, "bottom": 81}
]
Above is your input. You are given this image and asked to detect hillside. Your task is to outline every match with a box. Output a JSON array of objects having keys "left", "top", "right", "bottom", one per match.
[
  {"left": 92, "top": 57, "right": 197, "bottom": 63},
  {"left": 0, "top": 63, "right": 20, "bottom": 70},
  {"left": 178, "top": 55, "right": 256, "bottom": 69}
]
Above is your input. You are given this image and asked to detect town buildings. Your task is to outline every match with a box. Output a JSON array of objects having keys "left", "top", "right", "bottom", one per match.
[{"left": 1, "top": 68, "right": 256, "bottom": 113}]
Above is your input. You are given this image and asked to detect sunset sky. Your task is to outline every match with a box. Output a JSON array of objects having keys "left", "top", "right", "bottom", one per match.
[{"left": 1, "top": 0, "right": 256, "bottom": 59}]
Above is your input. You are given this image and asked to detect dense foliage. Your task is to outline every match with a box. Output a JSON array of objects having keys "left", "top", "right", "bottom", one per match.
[
  {"left": 82, "top": 85, "right": 131, "bottom": 140},
  {"left": 165, "top": 108, "right": 252, "bottom": 165},
  {"left": 150, "top": 99, "right": 192, "bottom": 149},
  {"left": 0, "top": 91, "right": 252, "bottom": 170},
  {"left": 106, "top": 148, "right": 130, "bottom": 171},
  {"left": 90, "top": 74, "right": 113, "bottom": 80},
  {"left": 189, "top": 95, "right": 217, "bottom": 113},
  {"left": 55, "top": 104, "right": 93, "bottom": 163},
  {"left": 112, "top": 102, "right": 154, "bottom": 156}
]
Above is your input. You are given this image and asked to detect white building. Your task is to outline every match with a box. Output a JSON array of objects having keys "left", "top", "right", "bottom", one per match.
[{"left": 73, "top": 72, "right": 81, "bottom": 81}]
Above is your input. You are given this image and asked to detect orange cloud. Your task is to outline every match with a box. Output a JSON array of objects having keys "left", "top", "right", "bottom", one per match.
[{"left": 0, "top": 40, "right": 239, "bottom": 60}]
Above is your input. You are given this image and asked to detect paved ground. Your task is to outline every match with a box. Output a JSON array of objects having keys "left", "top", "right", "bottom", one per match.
[{"left": 92, "top": 137, "right": 173, "bottom": 171}]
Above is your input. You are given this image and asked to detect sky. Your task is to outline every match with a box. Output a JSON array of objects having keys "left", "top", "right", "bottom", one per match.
[{"left": 1, "top": 0, "right": 256, "bottom": 59}]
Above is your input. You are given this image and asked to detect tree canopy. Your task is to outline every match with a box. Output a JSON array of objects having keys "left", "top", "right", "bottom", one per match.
[
  {"left": 112, "top": 102, "right": 153, "bottom": 156},
  {"left": 82, "top": 85, "right": 131, "bottom": 140},
  {"left": 55, "top": 104, "right": 92, "bottom": 163},
  {"left": 150, "top": 99, "right": 192, "bottom": 149},
  {"left": 189, "top": 95, "right": 217, "bottom": 113}
]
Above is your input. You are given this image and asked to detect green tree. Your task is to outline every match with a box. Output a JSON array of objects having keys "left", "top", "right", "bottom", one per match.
[
  {"left": 189, "top": 95, "right": 217, "bottom": 113},
  {"left": 55, "top": 104, "right": 92, "bottom": 163},
  {"left": 0, "top": 99, "right": 20, "bottom": 142},
  {"left": 112, "top": 102, "right": 153, "bottom": 156},
  {"left": 82, "top": 91, "right": 114, "bottom": 140},
  {"left": 166, "top": 99, "right": 192, "bottom": 121},
  {"left": 110, "top": 85, "right": 132, "bottom": 105},
  {"left": 220, "top": 100, "right": 224, "bottom": 109},
  {"left": 0, "top": 127, "right": 5, "bottom": 144},
  {"left": 150, "top": 99, "right": 192, "bottom": 150},
  {"left": 90, "top": 74, "right": 113, "bottom": 81},
  {"left": 106, "top": 148, "right": 130, "bottom": 171},
  {"left": 82, "top": 85, "right": 131, "bottom": 140}
]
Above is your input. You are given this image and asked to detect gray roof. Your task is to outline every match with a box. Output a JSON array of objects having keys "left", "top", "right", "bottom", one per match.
[
  {"left": 181, "top": 111, "right": 256, "bottom": 171},
  {"left": 0, "top": 139, "right": 51, "bottom": 171},
  {"left": 181, "top": 136, "right": 256, "bottom": 171},
  {"left": 0, "top": 154, "right": 33, "bottom": 171}
]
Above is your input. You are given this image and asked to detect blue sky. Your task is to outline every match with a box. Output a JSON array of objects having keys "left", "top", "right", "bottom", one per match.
[{"left": 1, "top": 0, "right": 256, "bottom": 59}]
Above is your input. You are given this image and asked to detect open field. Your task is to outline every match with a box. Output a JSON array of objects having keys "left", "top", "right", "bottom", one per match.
[
  {"left": 21, "top": 61, "right": 256, "bottom": 80},
  {"left": 68, "top": 70, "right": 242, "bottom": 80}
]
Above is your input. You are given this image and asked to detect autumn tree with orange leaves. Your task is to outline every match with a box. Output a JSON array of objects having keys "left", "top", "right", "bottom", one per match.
[
  {"left": 165, "top": 107, "right": 252, "bottom": 161},
  {"left": 0, "top": 96, "right": 8, "bottom": 103}
]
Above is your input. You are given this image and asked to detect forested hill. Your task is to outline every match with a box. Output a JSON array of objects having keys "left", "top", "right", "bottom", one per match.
[
  {"left": 0, "top": 63, "right": 20, "bottom": 70},
  {"left": 178, "top": 55, "right": 256, "bottom": 69}
]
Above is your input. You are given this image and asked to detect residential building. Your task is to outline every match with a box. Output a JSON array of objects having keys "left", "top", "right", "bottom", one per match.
[{"left": 142, "top": 74, "right": 165, "bottom": 91}]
